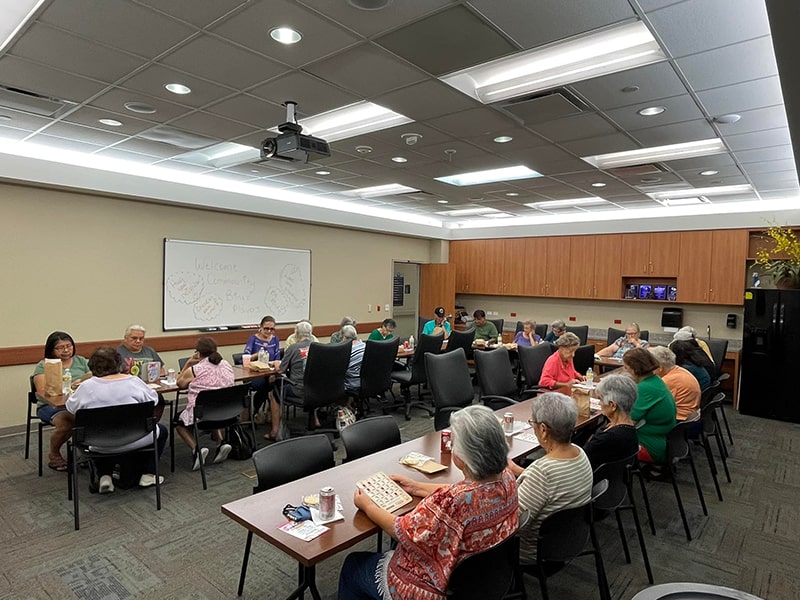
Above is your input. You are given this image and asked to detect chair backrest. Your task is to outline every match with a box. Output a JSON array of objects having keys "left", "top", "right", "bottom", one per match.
[
  {"left": 232, "top": 352, "right": 244, "bottom": 366},
  {"left": 607, "top": 327, "right": 625, "bottom": 347},
  {"left": 701, "top": 394, "right": 726, "bottom": 434},
  {"left": 573, "top": 344, "right": 595, "bottom": 375},
  {"left": 705, "top": 338, "right": 728, "bottom": 378},
  {"left": 699, "top": 379, "right": 721, "bottom": 407},
  {"left": 341, "top": 415, "right": 402, "bottom": 462},
  {"left": 666, "top": 421, "right": 693, "bottom": 464},
  {"left": 178, "top": 357, "right": 190, "bottom": 370},
  {"left": 515, "top": 320, "right": 524, "bottom": 333},
  {"left": 592, "top": 451, "right": 638, "bottom": 511},
  {"left": 251, "top": 434, "right": 334, "bottom": 493},
  {"left": 73, "top": 401, "right": 156, "bottom": 448},
  {"left": 405, "top": 333, "right": 445, "bottom": 386},
  {"left": 566, "top": 325, "right": 589, "bottom": 345},
  {"left": 536, "top": 502, "right": 591, "bottom": 563},
  {"left": 489, "top": 319, "right": 504, "bottom": 338},
  {"left": 517, "top": 343, "right": 556, "bottom": 389},
  {"left": 474, "top": 347, "right": 517, "bottom": 398},
  {"left": 359, "top": 338, "right": 401, "bottom": 398},
  {"left": 446, "top": 328, "right": 475, "bottom": 355},
  {"left": 445, "top": 534, "right": 520, "bottom": 600},
  {"left": 28, "top": 375, "right": 37, "bottom": 407},
  {"left": 303, "top": 341, "right": 352, "bottom": 409},
  {"left": 535, "top": 323, "right": 548, "bottom": 340},
  {"left": 425, "top": 348, "right": 475, "bottom": 411},
  {"left": 194, "top": 384, "right": 250, "bottom": 422},
  {"left": 418, "top": 315, "right": 430, "bottom": 337}
]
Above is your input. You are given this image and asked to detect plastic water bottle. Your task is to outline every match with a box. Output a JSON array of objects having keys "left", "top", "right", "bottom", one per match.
[
  {"left": 258, "top": 347, "right": 267, "bottom": 363},
  {"left": 408, "top": 335, "right": 415, "bottom": 350},
  {"left": 585, "top": 368, "right": 594, "bottom": 385},
  {"left": 62, "top": 368, "right": 72, "bottom": 395}
]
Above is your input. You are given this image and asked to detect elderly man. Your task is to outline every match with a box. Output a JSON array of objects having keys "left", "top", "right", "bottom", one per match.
[
  {"left": 422, "top": 306, "right": 451, "bottom": 339},
  {"left": 543, "top": 319, "right": 566, "bottom": 343},
  {"left": 472, "top": 309, "right": 499, "bottom": 342},
  {"left": 117, "top": 324, "right": 164, "bottom": 378},
  {"left": 650, "top": 345, "right": 701, "bottom": 421}
]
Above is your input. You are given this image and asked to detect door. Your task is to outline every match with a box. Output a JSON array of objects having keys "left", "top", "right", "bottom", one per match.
[
  {"left": 523, "top": 237, "right": 548, "bottom": 296},
  {"left": 593, "top": 234, "right": 622, "bottom": 300},
  {"left": 620, "top": 233, "right": 650, "bottom": 275},
  {"left": 648, "top": 232, "right": 680, "bottom": 276},
  {"left": 419, "top": 263, "right": 456, "bottom": 327},
  {"left": 776, "top": 290, "right": 800, "bottom": 421},
  {"left": 392, "top": 262, "right": 420, "bottom": 339},
  {"left": 740, "top": 289, "right": 778, "bottom": 418},
  {"left": 678, "top": 231, "right": 712, "bottom": 303},
  {"left": 568, "top": 236, "right": 595, "bottom": 298},
  {"left": 709, "top": 230, "right": 748, "bottom": 305}
]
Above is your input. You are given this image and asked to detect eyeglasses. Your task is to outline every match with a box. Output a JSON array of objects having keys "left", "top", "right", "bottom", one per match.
[
  {"left": 262, "top": 326, "right": 275, "bottom": 331},
  {"left": 54, "top": 344, "right": 73, "bottom": 351},
  {"left": 528, "top": 418, "right": 542, "bottom": 427}
]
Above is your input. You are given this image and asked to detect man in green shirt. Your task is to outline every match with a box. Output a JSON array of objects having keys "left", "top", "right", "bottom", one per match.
[
  {"left": 472, "top": 310, "right": 499, "bottom": 342},
  {"left": 368, "top": 318, "right": 396, "bottom": 341}
]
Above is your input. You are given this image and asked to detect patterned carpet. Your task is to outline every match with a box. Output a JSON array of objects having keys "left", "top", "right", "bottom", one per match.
[{"left": 1, "top": 396, "right": 799, "bottom": 600}]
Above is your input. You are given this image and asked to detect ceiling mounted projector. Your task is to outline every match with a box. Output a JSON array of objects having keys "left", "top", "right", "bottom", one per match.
[{"left": 260, "top": 101, "right": 331, "bottom": 163}]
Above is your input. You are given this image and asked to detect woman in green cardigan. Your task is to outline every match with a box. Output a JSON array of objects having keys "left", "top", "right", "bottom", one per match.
[{"left": 622, "top": 348, "right": 677, "bottom": 464}]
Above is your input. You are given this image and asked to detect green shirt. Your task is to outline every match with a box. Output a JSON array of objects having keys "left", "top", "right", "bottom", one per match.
[
  {"left": 631, "top": 374, "right": 677, "bottom": 463},
  {"left": 474, "top": 321, "right": 499, "bottom": 341},
  {"left": 368, "top": 329, "right": 393, "bottom": 341}
]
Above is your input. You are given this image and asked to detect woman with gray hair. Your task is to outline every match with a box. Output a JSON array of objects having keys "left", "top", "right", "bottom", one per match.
[
  {"left": 544, "top": 319, "right": 566, "bottom": 342},
  {"left": 582, "top": 373, "right": 640, "bottom": 469},
  {"left": 265, "top": 321, "right": 314, "bottom": 440},
  {"left": 330, "top": 316, "right": 357, "bottom": 344},
  {"left": 508, "top": 392, "right": 593, "bottom": 563},
  {"left": 338, "top": 405, "right": 518, "bottom": 599},
  {"left": 649, "top": 345, "right": 700, "bottom": 421},
  {"left": 539, "top": 332, "right": 584, "bottom": 391}
]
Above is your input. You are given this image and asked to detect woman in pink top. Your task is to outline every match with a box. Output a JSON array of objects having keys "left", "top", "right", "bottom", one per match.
[
  {"left": 175, "top": 337, "right": 235, "bottom": 470},
  {"left": 539, "top": 332, "right": 584, "bottom": 391}
]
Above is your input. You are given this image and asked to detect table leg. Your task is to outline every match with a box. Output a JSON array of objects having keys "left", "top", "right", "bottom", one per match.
[{"left": 284, "top": 564, "right": 321, "bottom": 600}]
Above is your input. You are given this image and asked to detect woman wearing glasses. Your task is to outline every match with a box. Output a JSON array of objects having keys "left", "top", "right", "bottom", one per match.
[
  {"left": 243, "top": 315, "right": 281, "bottom": 428},
  {"left": 31, "top": 331, "right": 92, "bottom": 471}
]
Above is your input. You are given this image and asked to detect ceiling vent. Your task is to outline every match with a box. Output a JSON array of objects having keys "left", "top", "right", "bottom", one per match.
[
  {"left": 608, "top": 163, "right": 665, "bottom": 177},
  {"left": 498, "top": 88, "right": 588, "bottom": 125},
  {"left": 138, "top": 125, "right": 218, "bottom": 150},
  {"left": 0, "top": 84, "right": 70, "bottom": 117}
]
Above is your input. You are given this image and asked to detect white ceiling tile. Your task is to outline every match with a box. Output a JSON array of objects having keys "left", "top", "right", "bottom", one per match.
[
  {"left": 29, "top": 134, "right": 104, "bottom": 153},
  {"left": 0, "top": 126, "right": 33, "bottom": 141},
  {"left": 0, "top": 56, "right": 107, "bottom": 103},
  {"left": 741, "top": 159, "right": 797, "bottom": 175},
  {"left": 530, "top": 113, "right": 617, "bottom": 143},
  {"left": 90, "top": 89, "right": 193, "bottom": 121},
  {"left": 39, "top": 121, "right": 127, "bottom": 146},
  {"left": 115, "top": 138, "right": 186, "bottom": 158},
  {"left": 713, "top": 105, "right": 788, "bottom": 136},
  {"left": 696, "top": 76, "right": 784, "bottom": 116},
  {"left": 95, "top": 147, "right": 163, "bottom": 163},
  {"left": 297, "top": 0, "right": 454, "bottom": 37},
  {"left": 134, "top": 0, "right": 249, "bottom": 28},
  {"left": 561, "top": 133, "right": 639, "bottom": 157},
  {"left": 631, "top": 119, "right": 717, "bottom": 147},
  {"left": 0, "top": 107, "right": 53, "bottom": 131},
  {"left": 726, "top": 127, "right": 793, "bottom": 151},
  {"left": 121, "top": 64, "right": 236, "bottom": 108},
  {"left": 425, "top": 108, "right": 518, "bottom": 138},
  {"left": 605, "top": 95, "right": 705, "bottom": 131},
  {"left": 571, "top": 62, "right": 685, "bottom": 111},
  {"left": 64, "top": 106, "right": 158, "bottom": 135},
  {"left": 205, "top": 94, "right": 285, "bottom": 129},
  {"left": 735, "top": 145, "right": 795, "bottom": 164},
  {"left": 676, "top": 36, "right": 778, "bottom": 92},
  {"left": 249, "top": 72, "right": 361, "bottom": 117},
  {"left": 169, "top": 111, "right": 259, "bottom": 140},
  {"left": 375, "top": 79, "right": 480, "bottom": 121}
]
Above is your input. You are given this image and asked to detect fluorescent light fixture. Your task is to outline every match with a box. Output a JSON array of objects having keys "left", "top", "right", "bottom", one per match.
[
  {"left": 344, "top": 183, "right": 419, "bottom": 198},
  {"left": 526, "top": 197, "right": 608, "bottom": 210},
  {"left": 659, "top": 197, "right": 707, "bottom": 206},
  {"left": 647, "top": 184, "right": 753, "bottom": 201},
  {"left": 436, "top": 165, "right": 541, "bottom": 186},
  {"left": 437, "top": 207, "right": 500, "bottom": 216},
  {"left": 0, "top": 0, "right": 45, "bottom": 53},
  {"left": 581, "top": 138, "right": 726, "bottom": 169},
  {"left": 286, "top": 101, "right": 413, "bottom": 143},
  {"left": 177, "top": 142, "right": 260, "bottom": 168},
  {"left": 441, "top": 21, "right": 665, "bottom": 103}
]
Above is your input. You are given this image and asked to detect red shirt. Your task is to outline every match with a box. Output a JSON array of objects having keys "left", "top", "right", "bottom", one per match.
[{"left": 539, "top": 351, "right": 580, "bottom": 388}]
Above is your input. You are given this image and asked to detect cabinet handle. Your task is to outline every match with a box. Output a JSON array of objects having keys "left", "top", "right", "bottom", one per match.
[
  {"left": 703, "top": 291, "right": 707, "bottom": 301},
  {"left": 709, "top": 289, "right": 714, "bottom": 301}
]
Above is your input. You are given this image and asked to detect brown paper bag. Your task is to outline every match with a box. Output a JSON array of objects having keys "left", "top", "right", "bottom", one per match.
[
  {"left": 44, "top": 359, "right": 63, "bottom": 397},
  {"left": 572, "top": 387, "right": 591, "bottom": 419}
]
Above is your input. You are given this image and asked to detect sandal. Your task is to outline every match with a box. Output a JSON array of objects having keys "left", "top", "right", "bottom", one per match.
[
  {"left": 263, "top": 432, "right": 278, "bottom": 441},
  {"left": 48, "top": 459, "right": 68, "bottom": 472}
]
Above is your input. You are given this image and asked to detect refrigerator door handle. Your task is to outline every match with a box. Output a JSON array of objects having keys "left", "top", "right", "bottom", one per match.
[
  {"left": 779, "top": 303, "right": 785, "bottom": 330},
  {"left": 772, "top": 303, "right": 778, "bottom": 327}
]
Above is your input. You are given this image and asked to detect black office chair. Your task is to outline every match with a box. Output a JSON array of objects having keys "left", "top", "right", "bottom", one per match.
[
  {"left": 704, "top": 338, "right": 734, "bottom": 446},
  {"left": 566, "top": 325, "right": 589, "bottom": 345},
  {"left": 425, "top": 348, "right": 475, "bottom": 431},
  {"left": 474, "top": 347, "right": 533, "bottom": 410},
  {"left": 593, "top": 452, "right": 653, "bottom": 584},
  {"left": 348, "top": 338, "right": 400, "bottom": 417},
  {"left": 189, "top": 383, "right": 251, "bottom": 490},
  {"left": 66, "top": 401, "right": 161, "bottom": 530},
  {"left": 418, "top": 315, "right": 431, "bottom": 337},
  {"left": 24, "top": 375, "right": 53, "bottom": 476},
  {"left": 535, "top": 323, "right": 548, "bottom": 340},
  {"left": 237, "top": 434, "right": 335, "bottom": 596},
  {"left": 517, "top": 343, "right": 556, "bottom": 394},
  {"left": 341, "top": 415, "right": 401, "bottom": 463},
  {"left": 446, "top": 328, "right": 475, "bottom": 357},
  {"left": 446, "top": 534, "right": 522, "bottom": 600},
  {"left": 391, "top": 333, "right": 444, "bottom": 420},
  {"left": 489, "top": 318, "right": 505, "bottom": 339},
  {"left": 573, "top": 344, "right": 596, "bottom": 376},
  {"left": 699, "top": 394, "right": 732, "bottom": 495}
]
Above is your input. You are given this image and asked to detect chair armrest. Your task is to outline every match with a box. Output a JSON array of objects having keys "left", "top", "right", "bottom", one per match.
[
  {"left": 715, "top": 373, "right": 729, "bottom": 382},
  {"left": 482, "top": 395, "right": 520, "bottom": 404}
]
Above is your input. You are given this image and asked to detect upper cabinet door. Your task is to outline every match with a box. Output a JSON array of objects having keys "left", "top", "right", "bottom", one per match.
[
  {"left": 568, "top": 236, "right": 596, "bottom": 298},
  {"left": 450, "top": 241, "right": 469, "bottom": 293},
  {"left": 709, "top": 230, "right": 748, "bottom": 305},
  {"left": 593, "top": 234, "right": 622, "bottom": 300},
  {"left": 678, "top": 231, "right": 713, "bottom": 303},
  {"left": 648, "top": 232, "right": 681, "bottom": 276},
  {"left": 503, "top": 238, "right": 527, "bottom": 296},
  {"left": 478, "top": 239, "right": 506, "bottom": 295},
  {"left": 620, "top": 233, "right": 650, "bottom": 275},
  {"left": 523, "top": 237, "right": 548, "bottom": 296},
  {"left": 546, "top": 237, "right": 572, "bottom": 298}
]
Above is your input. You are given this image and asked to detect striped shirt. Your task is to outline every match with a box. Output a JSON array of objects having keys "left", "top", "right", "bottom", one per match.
[
  {"left": 517, "top": 446, "right": 593, "bottom": 563},
  {"left": 345, "top": 340, "right": 366, "bottom": 391}
]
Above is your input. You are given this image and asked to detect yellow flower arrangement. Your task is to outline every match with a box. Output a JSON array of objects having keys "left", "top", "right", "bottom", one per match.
[{"left": 755, "top": 225, "right": 800, "bottom": 288}]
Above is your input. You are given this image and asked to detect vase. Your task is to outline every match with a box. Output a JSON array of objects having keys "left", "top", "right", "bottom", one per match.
[{"left": 775, "top": 277, "right": 800, "bottom": 290}]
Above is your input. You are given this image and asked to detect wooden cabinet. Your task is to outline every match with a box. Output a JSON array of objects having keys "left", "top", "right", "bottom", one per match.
[
  {"left": 621, "top": 232, "right": 680, "bottom": 276},
  {"left": 678, "top": 231, "right": 713, "bottom": 303},
  {"left": 502, "top": 238, "right": 527, "bottom": 296},
  {"left": 593, "top": 234, "right": 623, "bottom": 299},
  {"left": 568, "top": 236, "right": 595, "bottom": 298},
  {"left": 546, "top": 237, "right": 572, "bottom": 297},
  {"left": 451, "top": 240, "right": 485, "bottom": 293},
  {"left": 620, "top": 233, "right": 650, "bottom": 275},
  {"left": 678, "top": 230, "right": 748, "bottom": 305},
  {"left": 523, "top": 237, "right": 548, "bottom": 296}
]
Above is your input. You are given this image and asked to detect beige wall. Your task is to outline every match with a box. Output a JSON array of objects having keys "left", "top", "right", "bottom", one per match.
[{"left": 0, "top": 182, "right": 432, "bottom": 429}]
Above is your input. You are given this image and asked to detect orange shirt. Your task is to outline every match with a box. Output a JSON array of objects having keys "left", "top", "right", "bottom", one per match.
[{"left": 662, "top": 366, "right": 701, "bottom": 420}]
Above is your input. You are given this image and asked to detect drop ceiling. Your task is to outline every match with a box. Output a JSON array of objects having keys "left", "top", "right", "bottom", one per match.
[{"left": 0, "top": 0, "right": 797, "bottom": 238}]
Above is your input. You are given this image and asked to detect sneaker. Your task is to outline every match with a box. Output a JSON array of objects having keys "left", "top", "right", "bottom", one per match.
[
  {"left": 99, "top": 475, "right": 115, "bottom": 494},
  {"left": 192, "top": 447, "right": 209, "bottom": 471},
  {"left": 213, "top": 443, "right": 232, "bottom": 464},
  {"left": 138, "top": 474, "right": 165, "bottom": 487}
]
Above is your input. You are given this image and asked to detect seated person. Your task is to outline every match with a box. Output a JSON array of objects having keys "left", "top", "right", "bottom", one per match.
[
  {"left": 513, "top": 320, "right": 542, "bottom": 346},
  {"left": 175, "top": 337, "right": 235, "bottom": 470},
  {"left": 421, "top": 306, "right": 451, "bottom": 339},
  {"left": 507, "top": 393, "right": 593, "bottom": 563},
  {"left": 338, "top": 405, "right": 518, "bottom": 599},
  {"left": 368, "top": 318, "right": 396, "bottom": 341},
  {"left": 65, "top": 347, "right": 167, "bottom": 492},
  {"left": 243, "top": 315, "right": 281, "bottom": 418},
  {"left": 539, "top": 332, "right": 584, "bottom": 392},
  {"left": 597, "top": 322, "right": 649, "bottom": 358},
  {"left": 284, "top": 320, "right": 319, "bottom": 346},
  {"left": 32, "top": 331, "right": 92, "bottom": 472},
  {"left": 330, "top": 316, "right": 356, "bottom": 344},
  {"left": 670, "top": 339, "right": 715, "bottom": 389},
  {"left": 341, "top": 325, "right": 364, "bottom": 393},
  {"left": 650, "top": 346, "right": 701, "bottom": 420},
  {"left": 623, "top": 348, "right": 677, "bottom": 464},
  {"left": 671, "top": 326, "right": 713, "bottom": 361},
  {"left": 582, "top": 373, "right": 640, "bottom": 469},
  {"left": 116, "top": 324, "right": 164, "bottom": 378},
  {"left": 472, "top": 309, "right": 499, "bottom": 343},
  {"left": 543, "top": 319, "right": 566, "bottom": 343},
  {"left": 267, "top": 321, "right": 314, "bottom": 440}
]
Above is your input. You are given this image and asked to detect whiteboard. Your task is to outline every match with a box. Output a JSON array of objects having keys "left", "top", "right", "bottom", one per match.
[{"left": 163, "top": 239, "right": 311, "bottom": 330}]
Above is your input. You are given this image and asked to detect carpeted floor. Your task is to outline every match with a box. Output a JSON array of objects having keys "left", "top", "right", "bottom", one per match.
[{"left": 1, "top": 394, "right": 799, "bottom": 600}]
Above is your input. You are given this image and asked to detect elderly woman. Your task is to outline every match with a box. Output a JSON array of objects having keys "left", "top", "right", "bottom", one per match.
[
  {"left": 539, "top": 332, "right": 583, "bottom": 391},
  {"left": 338, "top": 404, "right": 518, "bottom": 599},
  {"left": 649, "top": 346, "right": 701, "bottom": 420},
  {"left": 266, "top": 321, "right": 314, "bottom": 440},
  {"left": 330, "top": 316, "right": 357, "bottom": 344},
  {"left": 32, "top": 331, "right": 92, "bottom": 471},
  {"left": 583, "top": 373, "right": 640, "bottom": 468},
  {"left": 243, "top": 315, "right": 281, "bottom": 420},
  {"left": 670, "top": 339, "right": 715, "bottom": 390},
  {"left": 65, "top": 347, "right": 167, "bottom": 492},
  {"left": 597, "top": 322, "right": 649, "bottom": 358},
  {"left": 623, "top": 348, "right": 677, "bottom": 464},
  {"left": 514, "top": 320, "right": 542, "bottom": 346},
  {"left": 544, "top": 319, "right": 566, "bottom": 343},
  {"left": 508, "top": 393, "right": 593, "bottom": 563},
  {"left": 175, "top": 337, "right": 235, "bottom": 470},
  {"left": 671, "top": 326, "right": 713, "bottom": 361}
]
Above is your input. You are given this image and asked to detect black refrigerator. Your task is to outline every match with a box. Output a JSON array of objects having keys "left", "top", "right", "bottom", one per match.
[{"left": 740, "top": 288, "right": 800, "bottom": 422}]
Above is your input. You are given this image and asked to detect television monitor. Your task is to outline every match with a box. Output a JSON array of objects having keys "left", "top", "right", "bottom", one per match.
[
  {"left": 667, "top": 285, "right": 678, "bottom": 301},
  {"left": 638, "top": 284, "right": 653, "bottom": 300},
  {"left": 653, "top": 285, "right": 667, "bottom": 301},
  {"left": 625, "top": 284, "right": 639, "bottom": 299}
]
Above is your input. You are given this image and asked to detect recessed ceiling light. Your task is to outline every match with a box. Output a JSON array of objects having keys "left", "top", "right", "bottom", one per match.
[
  {"left": 315, "top": 170, "right": 331, "bottom": 175},
  {"left": 269, "top": 27, "right": 302, "bottom": 44},
  {"left": 437, "top": 200, "right": 449, "bottom": 204},
  {"left": 391, "top": 156, "right": 408, "bottom": 163},
  {"left": 582, "top": 138, "right": 726, "bottom": 169},
  {"left": 98, "top": 118, "right": 122, "bottom": 127},
  {"left": 712, "top": 114, "right": 741, "bottom": 124},
  {"left": 637, "top": 106, "right": 666, "bottom": 116},
  {"left": 0, "top": 114, "right": 12, "bottom": 121},
  {"left": 250, "top": 169, "right": 260, "bottom": 174},
  {"left": 493, "top": 136, "right": 513, "bottom": 143},
  {"left": 124, "top": 101, "right": 156, "bottom": 114},
  {"left": 355, "top": 145, "right": 373, "bottom": 154},
  {"left": 591, "top": 182, "right": 607, "bottom": 188},
  {"left": 700, "top": 170, "right": 719, "bottom": 176},
  {"left": 165, "top": 83, "right": 191, "bottom": 95},
  {"left": 347, "top": 0, "right": 392, "bottom": 9},
  {"left": 344, "top": 183, "right": 419, "bottom": 198},
  {"left": 436, "top": 165, "right": 542, "bottom": 186},
  {"left": 506, "top": 192, "right": 519, "bottom": 197},
  {"left": 526, "top": 197, "right": 608, "bottom": 209},
  {"left": 621, "top": 85, "right": 640, "bottom": 93}
]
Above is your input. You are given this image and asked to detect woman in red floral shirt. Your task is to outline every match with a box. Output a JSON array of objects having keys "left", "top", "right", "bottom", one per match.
[{"left": 338, "top": 405, "right": 519, "bottom": 599}]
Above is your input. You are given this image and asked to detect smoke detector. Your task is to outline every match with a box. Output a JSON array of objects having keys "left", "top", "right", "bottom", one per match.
[{"left": 401, "top": 132, "right": 422, "bottom": 145}]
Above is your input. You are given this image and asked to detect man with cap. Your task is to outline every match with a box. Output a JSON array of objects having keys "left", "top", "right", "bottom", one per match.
[
  {"left": 422, "top": 306, "right": 451, "bottom": 339},
  {"left": 670, "top": 326, "right": 713, "bottom": 361}
]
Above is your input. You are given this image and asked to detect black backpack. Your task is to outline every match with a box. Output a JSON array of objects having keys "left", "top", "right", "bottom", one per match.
[{"left": 226, "top": 424, "right": 255, "bottom": 460}]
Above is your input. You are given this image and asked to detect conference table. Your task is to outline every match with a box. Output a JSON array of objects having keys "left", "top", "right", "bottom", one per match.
[{"left": 221, "top": 399, "right": 602, "bottom": 600}]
